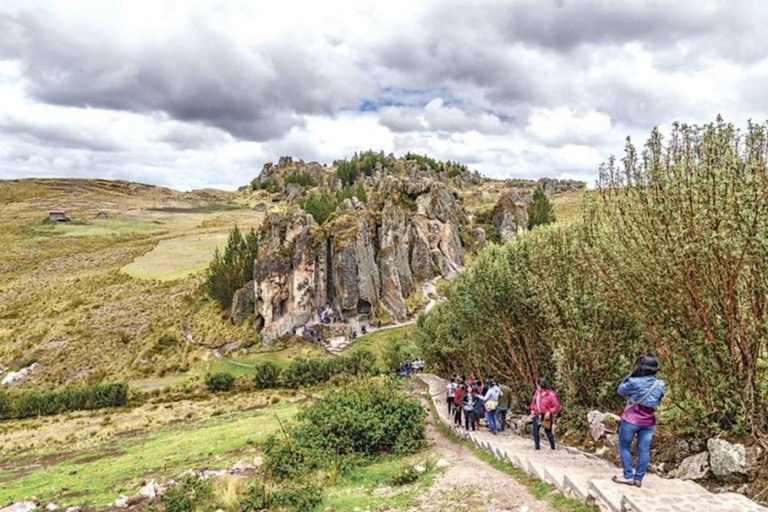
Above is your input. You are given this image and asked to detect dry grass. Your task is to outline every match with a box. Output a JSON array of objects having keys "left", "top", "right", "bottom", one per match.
[{"left": 0, "top": 179, "right": 267, "bottom": 387}]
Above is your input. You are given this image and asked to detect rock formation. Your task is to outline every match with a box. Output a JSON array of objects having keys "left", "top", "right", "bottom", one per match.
[
  {"left": 241, "top": 177, "right": 468, "bottom": 342},
  {"left": 492, "top": 190, "right": 529, "bottom": 242}
]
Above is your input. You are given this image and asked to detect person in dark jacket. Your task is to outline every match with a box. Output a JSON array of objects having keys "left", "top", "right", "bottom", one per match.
[
  {"left": 462, "top": 387, "right": 477, "bottom": 431},
  {"left": 496, "top": 378, "right": 513, "bottom": 432},
  {"left": 613, "top": 354, "right": 666, "bottom": 488}
]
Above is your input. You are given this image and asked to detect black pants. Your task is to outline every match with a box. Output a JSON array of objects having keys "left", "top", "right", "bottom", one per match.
[
  {"left": 532, "top": 416, "right": 555, "bottom": 450},
  {"left": 453, "top": 405, "right": 462, "bottom": 426},
  {"left": 447, "top": 396, "right": 453, "bottom": 416},
  {"left": 496, "top": 408, "right": 508, "bottom": 432},
  {"left": 464, "top": 410, "right": 475, "bottom": 430}
]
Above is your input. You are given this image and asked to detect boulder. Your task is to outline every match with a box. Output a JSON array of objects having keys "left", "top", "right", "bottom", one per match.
[
  {"left": 139, "top": 480, "right": 157, "bottom": 499},
  {"left": 112, "top": 495, "right": 129, "bottom": 508},
  {"left": 231, "top": 460, "right": 256, "bottom": 472},
  {"left": 435, "top": 458, "right": 450, "bottom": 469},
  {"left": 492, "top": 191, "right": 528, "bottom": 242},
  {"left": 586, "top": 410, "right": 621, "bottom": 441},
  {"left": 508, "top": 415, "right": 531, "bottom": 436},
  {"left": 231, "top": 280, "right": 254, "bottom": 325},
  {"left": 0, "top": 504, "right": 37, "bottom": 512},
  {"left": 707, "top": 438, "right": 747, "bottom": 480},
  {"left": 44, "top": 505, "right": 59, "bottom": 511},
  {"left": 674, "top": 451, "right": 710, "bottom": 480}
]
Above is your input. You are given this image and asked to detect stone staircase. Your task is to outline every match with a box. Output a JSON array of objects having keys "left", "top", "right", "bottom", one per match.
[{"left": 420, "top": 374, "right": 766, "bottom": 512}]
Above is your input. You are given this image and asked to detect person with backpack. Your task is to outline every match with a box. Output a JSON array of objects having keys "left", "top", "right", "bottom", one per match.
[
  {"left": 462, "top": 386, "right": 477, "bottom": 431},
  {"left": 479, "top": 378, "right": 502, "bottom": 435},
  {"left": 496, "top": 378, "right": 512, "bottom": 432},
  {"left": 530, "top": 378, "right": 561, "bottom": 450},
  {"left": 446, "top": 378, "right": 457, "bottom": 416},
  {"left": 453, "top": 383, "right": 465, "bottom": 427},
  {"left": 613, "top": 354, "right": 666, "bottom": 488}
]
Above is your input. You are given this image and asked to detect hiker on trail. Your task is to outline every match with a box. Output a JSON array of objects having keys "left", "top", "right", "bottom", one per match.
[
  {"left": 446, "top": 378, "right": 457, "bottom": 416},
  {"left": 480, "top": 378, "right": 502, "bottom": 435},
  {"left": 454, "top": 383, "right": 465, "bottom": 427},
  {"left": 404, "top": 359, "right": 412, "bottom": 378},
  {"left": 613, "top": 354, "right": 665, "bottom": 489},
  {"left": 472, "top": 387, "right": 485, "bottom": 430},
  {"left": 463, "top": 386, "right": 478, "bottom": 431},
  {"left": 530, "top": 378, "right": 561, "bottom": 450},
  {"left": 496, "top": 378, "right": 512, "bottom": 432}
]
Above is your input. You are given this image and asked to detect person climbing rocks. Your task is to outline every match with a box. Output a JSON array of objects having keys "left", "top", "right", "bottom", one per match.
[
  {"left": 530, "top": 378, "right": 561, "bottom": 450},
  {"left": 453, "top": 382, "right": 465, "bottom": 427},
  {"left": 480, "top": 378, "right": 502, "bottom": 435},
  {"left": 446, "top": 378, "right": 457, "bottom": 416},
  {"left": 496, "top": 378, "right": 512, "bottom": 432},
  {"left": 613, "top": 354, "right": 665, "bottom": 489}
]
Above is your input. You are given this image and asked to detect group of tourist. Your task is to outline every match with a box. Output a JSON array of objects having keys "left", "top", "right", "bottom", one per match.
[
  {"left": 397, "top": 358, "right": 425, "bottom": 378},
  {"left": 442, "top": 354, "right": 665, "bottom": 489}
]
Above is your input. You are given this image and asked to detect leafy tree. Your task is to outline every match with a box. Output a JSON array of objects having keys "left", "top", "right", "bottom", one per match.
[
  {"left": 527, "top": 184, "right": 555, "bottom": 229},
  {"left": 204, "top": 226, "right": 259, "bottom": 309}
]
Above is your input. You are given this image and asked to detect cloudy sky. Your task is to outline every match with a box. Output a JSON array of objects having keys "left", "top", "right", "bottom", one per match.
[{"left": 1, "top": 0, "right": 767, "bottom": 190}]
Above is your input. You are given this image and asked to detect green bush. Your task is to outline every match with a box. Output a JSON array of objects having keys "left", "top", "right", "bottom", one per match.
[
  {"left": 259, "top": 177, "right": 281, "bottom": 193},
  {"left": 263, "top": 378, "right": 426, "bottom": 479},
  {"left": 527, "top": 183, "right": 555, "bottom": 229},
  {"left": 252, "top": 361, "right": 281, "bottom": 389},
  {"left": 281, "top": 351, "right": 377, "bottom": 389},
  {"left": 204, "top": 226, "right": 258, "bottom": 309},
  {"left": 415, "top": 117, "right": 768, "bottom": 438},
  {"left": 240, "top": 482, "right": 322, "bottom": 512},
  {"left": 161, "top": 475, "right": 213, "bottom": 512},
  {"left": 390, "top": 465, "right": 420, "bottom": 486},
  {"left": 298, "top": 190, "right": 338, "bottom": 225},
  {"left": 1, "top": 383, "right": 129, "bottom": 420},
  {"left": 284, "top": 170, "right": 316, "bottom": 187},
  {"left": 205, "top": 372, "right": 235, "bottom": 392},
  {"left": 281, "top": 357, "right": 326, "bottom": 388}
]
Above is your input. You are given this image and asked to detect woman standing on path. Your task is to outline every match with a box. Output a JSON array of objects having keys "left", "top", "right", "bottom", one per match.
[
  {"left": 530, "top": 378, "right": 561, "bottom": 450},
  {"left": 613, "top": 354, "right": 665, "bottom": 488},
  {"left": 462, "top": 386, "right": 477, "bottom": 431},
  {"left": 453, "top": 383, "right": 465, "bottom": 427},
  {"left": 480, "top": 379, "right": 502, "bottom": 435}
]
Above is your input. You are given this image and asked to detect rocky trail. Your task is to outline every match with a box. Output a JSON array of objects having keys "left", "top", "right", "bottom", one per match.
[
  {"left": 419, "top": 374, "right": 767, "bottom": 512},
  {"left": 413, "top": 394, "right": 551, "bottom": 512}
]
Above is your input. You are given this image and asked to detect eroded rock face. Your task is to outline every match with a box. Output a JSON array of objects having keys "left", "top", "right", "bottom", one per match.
[
  {"left": 675, "top": 451, "right": 710, "bottom": 480},
  {"left": 246, "top": 178, "right": 470, "bottom": 342},
  {"left": 492, "top": 191, "right": 528, "bottom": 242}
]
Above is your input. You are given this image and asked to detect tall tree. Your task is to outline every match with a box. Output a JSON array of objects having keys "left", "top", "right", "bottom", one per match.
[
  {"left": 527, "top": 184, "right": 555, "bottom": 229},
  {"left": 205, "top": 226, "right": 259, "bottom": 309}
]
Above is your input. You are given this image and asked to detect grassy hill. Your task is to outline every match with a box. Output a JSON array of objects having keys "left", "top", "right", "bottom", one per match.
[{"left": 0, "top": 179, "right": 269, "bottom": 388}]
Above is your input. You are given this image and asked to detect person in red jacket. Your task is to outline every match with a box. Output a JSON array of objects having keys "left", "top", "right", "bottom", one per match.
[
  {"left": 453, "top": 383, "right": 465, "bottom": 427},
  {"left": 530, "top": 378, "right": 561, "bottom": 450}
]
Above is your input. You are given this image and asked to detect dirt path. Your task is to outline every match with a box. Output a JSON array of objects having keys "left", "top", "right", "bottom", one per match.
[{"left": 412, "top": 400, "right": 551, "bottom": 512}]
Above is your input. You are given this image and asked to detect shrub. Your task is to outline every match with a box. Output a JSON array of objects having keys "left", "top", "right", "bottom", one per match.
[
  {"left": 527, "top": 183, "right": 555, "bottom": 229},
  {"left": 240, "top": 482, "right": 322, "bottom": 512},
  {"left": 263, "top": 378, "right": 426, "bottom": 479},
  {"left": 1, "top": 383, "right": 129, "bottom": 420},
  {"left": 415, "top": 117, "right": 768, "bottom": 438},
  {"left": 284, "top": 170, "right": 316, "bottom": 187},
  {"left": 205, "top": 372, "right": 235, "bottom": 392},
  {"left": 390, "top": 465, "right": 420, "bottom": 486},
  {"left": 252, "top": 361, "right": 281, "bottom": 389},
  {"left": 299, "top": 190, "right": 338, "bottom": 225},
  {"left": 204, "top": 226, "right": 258, "bottom": 309},
  {"left": 161, "top": 475, "right": 213, "bottom": 512},
  {"left": 281, "top": 357, "right": 327, "bottom": 388}
]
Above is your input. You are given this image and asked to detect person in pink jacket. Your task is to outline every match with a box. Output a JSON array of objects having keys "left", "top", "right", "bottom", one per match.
[{"left": 530, "top": 378, "right": 561, "bottom": 450}]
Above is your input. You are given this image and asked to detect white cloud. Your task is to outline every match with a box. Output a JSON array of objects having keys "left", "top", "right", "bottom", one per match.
[{"left": 1, "top": 0, "right": 768, "bottom": 189}]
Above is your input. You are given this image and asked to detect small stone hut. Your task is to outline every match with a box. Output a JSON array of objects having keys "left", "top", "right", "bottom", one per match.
[{"left": 48, "top": 210, "right": 70, "bottom": 223}]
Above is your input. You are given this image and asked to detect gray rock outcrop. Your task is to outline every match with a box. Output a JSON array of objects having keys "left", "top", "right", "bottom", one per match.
[
  {"left": 246, "top": 178, "right": 469, "bottom": 342},
  {"left": 707, "top": 438, "right": 747, "bottom": 480},
  {"left": 587, "top": 410, "right": 621, "bottom": 441},
  {"left": 492, "top": 191, "right": 528, "bottom": 241}
]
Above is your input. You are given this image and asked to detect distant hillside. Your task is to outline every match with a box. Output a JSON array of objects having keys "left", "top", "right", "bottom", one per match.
[{"left": 0, "top": 164, "right": 585, "bottom": 389}]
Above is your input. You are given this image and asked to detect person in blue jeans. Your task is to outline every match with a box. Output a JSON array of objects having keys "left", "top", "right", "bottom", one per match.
[
  {"left": 613, "top": 354, "right": 666, "bottom": 488},
  {"left": 480, "top": 379, "right": 502, "bottom": 435}
]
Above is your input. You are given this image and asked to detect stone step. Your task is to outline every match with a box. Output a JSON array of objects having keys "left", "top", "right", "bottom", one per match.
[{"left": 420, "top": 374, "right": 767, "bottom": 512}]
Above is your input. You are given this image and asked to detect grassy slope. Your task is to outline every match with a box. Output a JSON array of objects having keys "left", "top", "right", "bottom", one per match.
[
  {"left": 0, "top": 388, "right": 302, "bottom": 506},
  {"left": 0, "top": 179, "right": 266, "bottom": 387}
]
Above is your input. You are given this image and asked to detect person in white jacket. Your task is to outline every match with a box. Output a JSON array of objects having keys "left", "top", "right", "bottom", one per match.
[{"left": 480, "top": 379, "right": 503, "bottom": 435}]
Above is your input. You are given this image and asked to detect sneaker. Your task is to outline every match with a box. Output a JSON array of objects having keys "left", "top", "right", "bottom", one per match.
[
  {"left": 612, "top": 476, "right": 636, "bottom": 486},
  {"left": 634, "top": 480, "right": 642, "bottom": 488}
]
